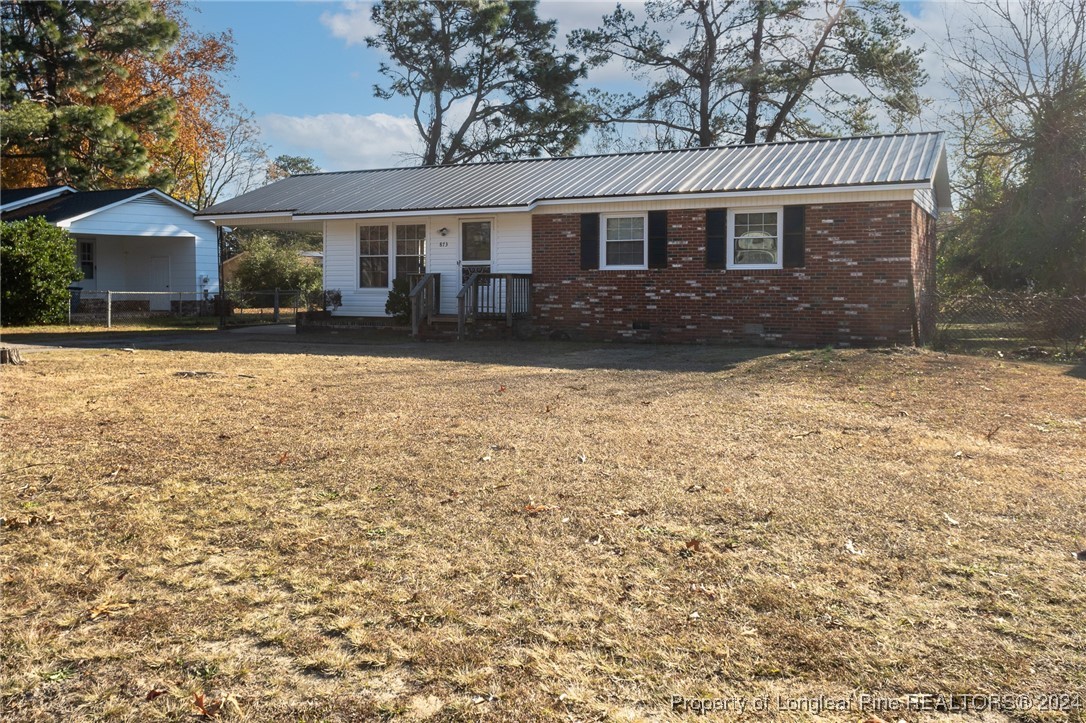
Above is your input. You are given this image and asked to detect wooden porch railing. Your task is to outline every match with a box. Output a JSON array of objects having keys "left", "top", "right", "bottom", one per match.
[
  {"left": 408, "top": 272, "right": 440, "bottom": 337},
  {"left": 457, "top": 272, "right": 532, "bottom": 341}
]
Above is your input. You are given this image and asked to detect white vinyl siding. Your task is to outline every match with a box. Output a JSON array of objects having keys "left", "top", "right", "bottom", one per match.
[
  {"left": 324, "top": 212, "right": 532, "bottom": 318},
  {"left": 64, "top": 195, "right": 219, "bottom": 293}
]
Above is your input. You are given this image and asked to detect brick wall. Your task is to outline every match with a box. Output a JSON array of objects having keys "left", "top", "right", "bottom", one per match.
[
  {"left": 911, "top": 202, "right": 938, "bottom": 345},
  {"left": 530, "top": 201, "right": 934, "bottom": 346}
]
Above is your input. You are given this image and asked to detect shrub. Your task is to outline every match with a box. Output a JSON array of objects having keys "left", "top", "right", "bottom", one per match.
[
  {"left": 385, "top": 277, "right": 411, "bottom": 325},
  {"left": 1, "top": 217, "right": 81, "bottom": 326},
  {"left": 233, "top": 237, "right": 322, "bottom": 294},
  {"left": 307, "top": 288, "right": 342, "bottom": 312}
]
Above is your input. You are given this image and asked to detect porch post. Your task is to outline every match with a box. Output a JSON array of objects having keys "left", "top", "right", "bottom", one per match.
[
  {"left": 505, "top": 274, "right": 513, "bottom": 327},
  {"left": 217, "top": 225, "right": 226, "bottom": 330}
]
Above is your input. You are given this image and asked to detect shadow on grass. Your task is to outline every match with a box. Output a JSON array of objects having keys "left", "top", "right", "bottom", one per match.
[
  {"left": 2, "top": 325, "right": 783, "bottom": 373},
  {"left": 1063, "top": 362, "right": 1086, "bottom": 380}
]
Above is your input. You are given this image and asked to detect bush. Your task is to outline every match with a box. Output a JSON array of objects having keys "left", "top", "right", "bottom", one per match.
[
  {"left": 306, "top": 288, "right": 342, "bottom": 312},
  {"left": 385, "top": 277, "right": 411, "bottom": 325},
  {"left": 233, "top": 237, "right": 322, "bottom": 294},
  {"left": 1, "top": 217, "right": 81, "bottom": 326}
]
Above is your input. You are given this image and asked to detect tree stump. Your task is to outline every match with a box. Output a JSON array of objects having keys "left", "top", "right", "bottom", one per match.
[{"left": 0, "top": 347, "right": 26, "bottom": 365}]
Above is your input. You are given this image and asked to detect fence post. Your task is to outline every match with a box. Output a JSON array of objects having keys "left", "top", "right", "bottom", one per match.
[
  {"left": 273, "top": 288, "right": 280, "bottom": 322},
  {"left": 106, "top": 290, "right": 112, "bottom": 329}
]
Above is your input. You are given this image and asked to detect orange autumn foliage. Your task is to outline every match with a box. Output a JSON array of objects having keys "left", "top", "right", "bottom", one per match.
[{"left": 95, "top": 0, "right": 234, "bottom": 202}]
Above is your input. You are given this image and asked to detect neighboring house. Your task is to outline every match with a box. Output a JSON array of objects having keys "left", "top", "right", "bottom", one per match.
[
  {"left": 197, "top": 132, "right": 951, "bottom": 346},
  {"left": 1, "top": 186, "right": 219, "bottom": 310}
]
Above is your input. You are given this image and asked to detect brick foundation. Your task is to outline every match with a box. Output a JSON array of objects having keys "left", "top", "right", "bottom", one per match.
[{"left": 530, "top": 201, "right": 935, "bottom": 346}]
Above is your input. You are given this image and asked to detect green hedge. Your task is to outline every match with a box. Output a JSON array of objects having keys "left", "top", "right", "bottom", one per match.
[{"left": 1, "top": 217, "right": 81, "bottom": 326}]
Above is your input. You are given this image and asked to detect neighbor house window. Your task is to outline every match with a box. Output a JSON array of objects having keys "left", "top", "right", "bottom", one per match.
[
  {"left": 359, "top": 225, "right": 389, "bottom": 288},
  {"left": 600, "top": 213, "right": 647, "bottom": 269},
  {"left": 395, "top": 224, "right": 426, "bottom": 280},
  {"left": 78, "top": 240, "right": 95, "bottom": 279},
  {"left": 728, "top": 209, "right": 782, "bottom": 269}
]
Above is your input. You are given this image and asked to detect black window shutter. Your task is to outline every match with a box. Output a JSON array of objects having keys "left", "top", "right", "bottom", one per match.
[
  {"left": 580, "top": 213, "right": 599, "bottom": 270},
  {"left": 647, "top": 210, "right": 668, "bottom": 268},
  {"left": 705, "top": 208, "right": 727, "bottom": 269},
  {"left": 783, "top": 205, "right": 805, "bottom": 268}
]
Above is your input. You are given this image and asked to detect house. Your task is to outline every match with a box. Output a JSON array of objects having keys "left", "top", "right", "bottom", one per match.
[
  {"left": 1, "top": 186, "right": 220, "bottom": 311},
  {"left": 196, "top": 132, "right": 951, "bottom": 346}
]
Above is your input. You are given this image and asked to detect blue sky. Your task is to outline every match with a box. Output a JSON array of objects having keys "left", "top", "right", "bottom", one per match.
[{"left": 184, "top": 1, "right": 954, "bottom": 172}]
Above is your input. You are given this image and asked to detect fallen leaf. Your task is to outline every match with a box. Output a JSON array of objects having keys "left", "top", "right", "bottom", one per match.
[
  {"left": 193, "top": 692, "right": 222, "bottom": 718},
  {"left": 685, "top": 539, "right": 701, "bottom": 552},
  {"left": 685, "top": 484, "right": 706, "bottom": 493},
  {"left": 146, "top": 688, "right": 167, "bottom": 701},
  {"left": 845, "top": 539, "right": 864, "bottom": 556},
  {"left": 277, "top": 452, "right": 290, "bottom": 465},
  {"left": 943, "top": 512, "right": 960, "bottom": 526},
  {"left": 497, "top": 384, "right": 506, "bottom": 394},
  {"left": 479, "top": 453, "right": 492, "bottom": 462},
  {"left": 1075, "top": 550, "right": 1086, "bottom": 561},
  {"left": 791, "top": 430, "right": 820, "bottom": 438},
  {"left": 577, "top": 453, "right": 587, "bottom": 464}
]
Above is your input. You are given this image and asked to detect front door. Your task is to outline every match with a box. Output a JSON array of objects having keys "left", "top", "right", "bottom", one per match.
[
  {"left": 460, "top": 219, "right": 492, "bottom": 283},
  {"left": 150, "top": 256, "right": 171, "bottom": 311}
]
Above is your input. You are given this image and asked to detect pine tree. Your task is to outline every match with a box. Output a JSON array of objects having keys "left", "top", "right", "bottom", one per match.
[
  {"left": 367, "top": 0, "right": 588, "bottom": 165},
  {"left": 1, "top": 0, "right": 179, "bottom": 188}
]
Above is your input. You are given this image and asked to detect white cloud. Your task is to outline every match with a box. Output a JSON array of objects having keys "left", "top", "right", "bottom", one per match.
[
  {"left": 319, "top": 1, "right": 376, "bottom": 46},
  {"left": 260, "top": 112, "right": 420, "bottom": 170}
]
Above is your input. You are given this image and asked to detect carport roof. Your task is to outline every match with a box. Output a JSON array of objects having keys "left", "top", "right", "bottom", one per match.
[{"left": 197, "top": 131, "right": 950, "bottom": 221}]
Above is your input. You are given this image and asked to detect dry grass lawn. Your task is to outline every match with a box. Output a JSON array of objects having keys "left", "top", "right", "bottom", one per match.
[{"left": 1, "top": 340, "right": 1084, "bottom": 721}]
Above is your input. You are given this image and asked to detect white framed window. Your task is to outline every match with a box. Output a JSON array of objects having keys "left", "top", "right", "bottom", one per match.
[
  {"left": 77, "top": 239, "right": 95, "bottom": 279},
  {"left": 395, "top": 223, "right": 427, "bottom": 280},
  {"left": 359, "top": 224, "right": 390, "bottom": 288},
  {"left": 600, "top": 213, "right": 648, "bottom": 270},
  {"left": 727, "top": 208, "right": 783, "bottom": 270}
]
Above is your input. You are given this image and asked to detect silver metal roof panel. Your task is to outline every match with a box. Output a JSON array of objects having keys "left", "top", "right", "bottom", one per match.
[{"left": 199, "top": 132, "right": 946, "bottom": 218}]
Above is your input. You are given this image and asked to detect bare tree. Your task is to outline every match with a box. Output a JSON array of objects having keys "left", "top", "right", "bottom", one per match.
[
  {"left": 944, "top": 0, "right": 1086, "bottom": 189},
  {"left": 940, "top": 0, "right": 1086, "bottom": 292},
  {"left": 571, "top": 0, "right": 926, "bottom": 148},
  {"left": 189, "top": 108, "right": 267, "bottom": 209}
]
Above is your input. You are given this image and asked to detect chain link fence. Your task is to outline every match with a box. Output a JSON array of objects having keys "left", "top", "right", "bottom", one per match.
[
  {"left": 934, "top": 292, "right": 1086, "bottom": 359},
  {"left": 69, "top": 290, "right": 216, "bottom": 327},
  {"left": 220, "top": 288, "right": 305, "bottom": 326},
  {"left": 65, "top": 289, "right": 307, "bottom": 328}
]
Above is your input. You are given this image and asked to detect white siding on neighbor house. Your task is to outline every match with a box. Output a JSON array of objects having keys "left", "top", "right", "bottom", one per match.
[
  {"left": 64, "top": 195, "right": 220, "bottom": 293},
  {"left": 72, "top": 235, "right": 197, "bottom": 293},
  {"left": 325, "top": 211, "right": 533, "bottom": 317}
]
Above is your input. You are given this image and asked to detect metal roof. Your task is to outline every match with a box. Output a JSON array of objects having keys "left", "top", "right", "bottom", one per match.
[{"left": 199, "top": 132, "right": 948, "bottom": 220}]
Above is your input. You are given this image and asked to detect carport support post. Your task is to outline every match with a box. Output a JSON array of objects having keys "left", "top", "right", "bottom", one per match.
[
  {"left": 217, "top": 225, "right": 226, "bottom": 330},
  {"left": 106, "top": 291, "right": 112, "bottom": 329}
]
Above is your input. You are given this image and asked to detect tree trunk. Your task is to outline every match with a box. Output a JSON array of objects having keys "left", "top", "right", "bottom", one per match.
[
  {"left": 1, "top": 347, "right": 26, "bottom": 366},
  {"left": 743, "top": 1, "right": 766, "bottom": 144}
]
